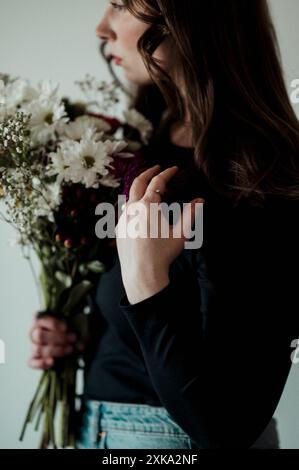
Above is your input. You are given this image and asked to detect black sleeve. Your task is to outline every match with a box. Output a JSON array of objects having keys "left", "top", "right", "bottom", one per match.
[{"left": 119, "top": 200, "right": 299, "bottom": 449}]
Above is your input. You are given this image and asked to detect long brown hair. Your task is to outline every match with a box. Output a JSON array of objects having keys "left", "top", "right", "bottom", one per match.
[{"left": 101, "top": 0, "right": 299, "bottom": 206}]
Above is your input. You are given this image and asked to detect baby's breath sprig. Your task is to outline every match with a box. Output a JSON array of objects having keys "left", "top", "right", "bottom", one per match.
[
  {"left": 75, "top": 74, "right": 120, "bottom": 113},
  {"left": 0, "top": 111, "right": 31, "bottom": 165}
]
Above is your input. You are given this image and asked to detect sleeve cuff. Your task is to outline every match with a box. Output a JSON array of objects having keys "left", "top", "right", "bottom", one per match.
[{"left": 119, "top": 281, "right": 174, "bottom": 317}]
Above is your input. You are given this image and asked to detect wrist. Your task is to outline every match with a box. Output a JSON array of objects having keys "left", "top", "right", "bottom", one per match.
[{"left": 124, "top": 271, "right": 170, "bottom": 305}]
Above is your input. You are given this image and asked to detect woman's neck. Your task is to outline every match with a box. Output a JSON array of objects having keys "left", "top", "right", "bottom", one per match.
[{"left": 169, "top": 119, "right": 194, "bottom": 149}]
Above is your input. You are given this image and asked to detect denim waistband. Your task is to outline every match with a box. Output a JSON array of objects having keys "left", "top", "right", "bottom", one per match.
[{"left": 83, "top": 399, "right": 190, "bottom": 436}]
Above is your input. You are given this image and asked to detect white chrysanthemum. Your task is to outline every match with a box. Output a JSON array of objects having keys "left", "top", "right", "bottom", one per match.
[
  {"left": 26, "top": 98, "right": 68, "bottom": 146},
  {"left": 47, "top": 141, "right": 74, "bottom": 184},
  {"left": 123, "top": 108, "right": 153, "bottom": 144},
  {"left": 57, "top": 115, "right": 111, "bottom": 142},
  {"left": 0, "top": 79, "right": 38, "bottom": 119},
  {"left": 48, "top": 138, "right": 113, "bottom": 188},
  {"left": 34, "top": 181, "right": 62, "bottom": 222},
  {"left": 66, "top": 139, "right": 113, "bottom": 188},
  {"left": 99, "top": 174, "right": 121, "bottom": 188},
  {"left": 8, "top": 78, "right": 38, "bottom": 105},
  {"left": 104, "top": 140, "right": 134, "bottom": 158},
  {"left": 47, "top": 181, "right": 63, "bottom": 210},
  {"left": 36, "top": 80, "right": 61, "bottom": 102}
]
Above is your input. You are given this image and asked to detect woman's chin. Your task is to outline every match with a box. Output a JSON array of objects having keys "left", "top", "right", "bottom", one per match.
[{"left": 122, "top": 68, "right": 153, "bottom": 86}]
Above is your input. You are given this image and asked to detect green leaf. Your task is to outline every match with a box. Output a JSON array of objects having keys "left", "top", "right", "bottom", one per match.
[
  {"left": 62, "top": 280, "right": 93, "bottom": 315},
  {"left": 78, "top": 260, "right": 106, "bottom": 275},
  {"left": 78, "top": 264, "right": 88, "bottom": 276},
  {"left": 85, "top": 260, "right": 106, "bottom": 274},
  {"left": 41, "top": 246, "right": 52, "bottom": 258},
  {"left": 55, "top": 271, "right": 72, "bottom": 289}
]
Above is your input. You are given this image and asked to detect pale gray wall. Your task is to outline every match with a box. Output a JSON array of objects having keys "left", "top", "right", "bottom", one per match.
[{"left": 0, "top": 0, "right": 298, "bottom": 449}]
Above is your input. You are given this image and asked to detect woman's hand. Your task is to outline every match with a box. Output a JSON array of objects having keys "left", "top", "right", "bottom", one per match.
[
  {"left": 115, "top": 165, "right": 204, "bottom": 305},
  {"left": 28, "top": 314, "right": 81, "bottom": 370}
]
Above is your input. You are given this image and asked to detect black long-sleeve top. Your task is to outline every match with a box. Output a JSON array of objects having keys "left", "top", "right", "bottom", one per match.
[{"left": 84, "top": 126, "right": 299, "bottom": 449}]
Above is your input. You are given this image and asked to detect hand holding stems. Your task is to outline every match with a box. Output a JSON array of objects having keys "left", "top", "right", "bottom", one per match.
[{"left": 28, "top": 314, "right": 85, "bottom": 371}]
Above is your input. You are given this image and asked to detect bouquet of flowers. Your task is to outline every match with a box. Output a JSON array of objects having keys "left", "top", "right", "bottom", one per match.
[{"left": 0, "top": 73, "right": 152, "bottom": 448}]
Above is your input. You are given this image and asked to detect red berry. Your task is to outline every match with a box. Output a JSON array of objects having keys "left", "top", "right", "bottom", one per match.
[
  {"left": 64, "top": 239, "right": 73, "bottom": 249},
  {"left": 70, "top": 209, "right": 78, "bottom": 217}
]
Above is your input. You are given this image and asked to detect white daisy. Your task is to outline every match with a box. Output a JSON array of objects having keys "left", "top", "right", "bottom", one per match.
[
  {"left": 34, "top": 181, "right": 62, "bottom": 222},
  {"left": 99, "top": 174, "right": 121, "bottom": 188},
  {"left": 57, "top": 115, "right": 111, "bottom": 142},
  {"left": 67, "top": 139, "right": 113, "bottom": 188},
  {"left": 48, "top": 138, "right": 113, "bottom": 188},
  {"left": 103, "top": 139, "right": 130, "bottom": 156},
  {"left": 1, "top": 79, "right": 38, "bottom": 116},
  {"left": 9, "top": 78, "right": 38, "bottom": 106},
  {"left": 33, "top": 184, "right": 59, "bottom": 222},
  {"left": 26, "top": 98, "right": 69, "bottom": 146},
  {"left": 47, "top": 140, "right": 75, "bottom": 183},
  {"left": 36, "top": 80, "right": 60, "bottom": 102}
]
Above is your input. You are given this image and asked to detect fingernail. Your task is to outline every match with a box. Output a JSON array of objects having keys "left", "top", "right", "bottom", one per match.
[{"left": 194, "top": 198, "right": 205, "bottom": 204}]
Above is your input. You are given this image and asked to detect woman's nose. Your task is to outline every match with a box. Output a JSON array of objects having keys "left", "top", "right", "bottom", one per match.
[{"left": 96, "top": 16, "right": 117, "bottom": 41}]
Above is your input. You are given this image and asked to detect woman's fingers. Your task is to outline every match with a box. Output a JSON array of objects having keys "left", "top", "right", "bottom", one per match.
[
  {"left": 28, "top": 356, "right": 54, "bottom": 370},
  {"left": 128, "top": 164, "right": 179, "bottom": 207},
  {"left": 128, "top": 165, "right": 162, "bottom": 203},
  {"left": 142, "top": 166, "right": 179, "bottom": 204},
  {"left": 30, "top": 327, "right": 77, "bottom": 346},
  {"left": 28, "top": 314, "right": 80, "bottom": 370},
  {"left": 34, "top": 315, "right": 67, "bottom": 333},
  {"left": 31, "top": 343, "right": 74, "bottom": 359}
]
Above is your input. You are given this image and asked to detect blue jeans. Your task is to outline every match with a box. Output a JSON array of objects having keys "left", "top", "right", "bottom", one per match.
[
  {"left": 76, "top": 399, "right": 280, "bottom": 449},
  {"left": 76, "top": 400, "right": 196, "bottom": 449}
]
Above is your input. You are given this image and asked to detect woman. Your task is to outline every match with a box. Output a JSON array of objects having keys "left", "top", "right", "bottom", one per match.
[{"left": 28, "top": 0, "right": 299, "bottom": 449}]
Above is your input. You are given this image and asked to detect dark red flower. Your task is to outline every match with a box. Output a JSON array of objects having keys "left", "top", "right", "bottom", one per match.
[{"left": 110, "top": 154, "right": 149, "bottom": 200}]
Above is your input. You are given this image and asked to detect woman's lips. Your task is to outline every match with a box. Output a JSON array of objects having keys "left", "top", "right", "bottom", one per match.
[{"left": 113, "top": 56, "right": 123, "bottom": 66}]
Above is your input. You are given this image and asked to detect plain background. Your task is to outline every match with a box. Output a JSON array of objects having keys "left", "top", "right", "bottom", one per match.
[{"left": 0, "top": 0, "right": 298, "bottom": 449}]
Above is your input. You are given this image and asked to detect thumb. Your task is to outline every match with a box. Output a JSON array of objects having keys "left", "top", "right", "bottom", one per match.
[{"left": 173, "top": 198, "right": 205, "bottom": 241}]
